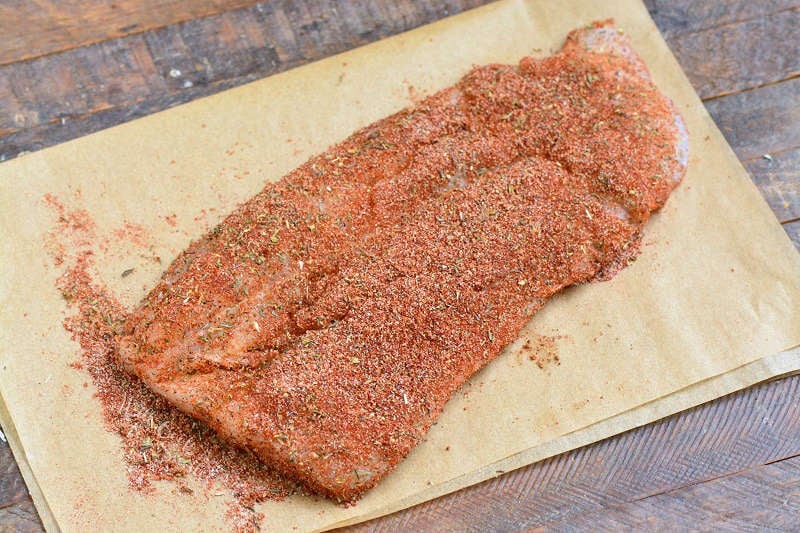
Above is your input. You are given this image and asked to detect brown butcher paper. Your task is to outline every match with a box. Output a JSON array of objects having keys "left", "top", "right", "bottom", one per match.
[{"left": 1, "top": 0, "right": 799, "bottom": 530}]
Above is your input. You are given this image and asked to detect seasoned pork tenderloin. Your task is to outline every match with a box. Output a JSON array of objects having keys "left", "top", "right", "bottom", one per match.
[{"left": 118, "top": 21, "right": 688, "bottom": 501}]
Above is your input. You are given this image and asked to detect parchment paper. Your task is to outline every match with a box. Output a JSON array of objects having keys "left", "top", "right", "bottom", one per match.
[{"left": 1, "top": 0, "right": 799, "bottom": 531}]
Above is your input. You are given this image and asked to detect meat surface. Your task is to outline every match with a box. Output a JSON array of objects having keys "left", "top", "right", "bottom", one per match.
[{"left": 118, "top": 21, "right": 688, "bottom": 501}]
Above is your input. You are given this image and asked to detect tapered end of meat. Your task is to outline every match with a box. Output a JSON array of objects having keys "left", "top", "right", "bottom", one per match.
[
  {"left": 117, "top": 21, "right": 688, "bottom": 503},
  {"left": 567, "top": 20, "right": 689, "bottom": 190}
]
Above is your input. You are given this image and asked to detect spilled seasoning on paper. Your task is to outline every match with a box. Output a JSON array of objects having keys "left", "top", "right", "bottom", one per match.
[
  {"left": 521, "top": 334, "right": 564, "bottom": 369},
  {"left": 44, "top": 196, "right": 301, "bottom": 532}
]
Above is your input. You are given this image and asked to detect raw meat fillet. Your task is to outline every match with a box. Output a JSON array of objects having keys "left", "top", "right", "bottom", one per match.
[{"left": 118, "top": 21, "right": 688, "bottom": 501}]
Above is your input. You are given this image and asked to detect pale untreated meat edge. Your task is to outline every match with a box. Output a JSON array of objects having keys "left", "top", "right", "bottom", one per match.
[{"left": 118, "top": 21, "right": 688, "bottom": 502}]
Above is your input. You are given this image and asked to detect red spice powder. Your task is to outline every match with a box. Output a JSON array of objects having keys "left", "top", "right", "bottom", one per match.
[
  {"left": 111, "top": 221, "right": 151, "bottom": 249},
  {"left": 42, "top": 193, "right": 96, "bottom": 265},
  {"left": 45, "top": 198, "right": 300, "bottom": 532}
]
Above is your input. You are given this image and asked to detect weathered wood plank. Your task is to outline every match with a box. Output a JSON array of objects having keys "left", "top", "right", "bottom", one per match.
[
  {"left": 666, "top": 7, "right": 800, "bottom": 99},
  {"left": 3, "top": 1, "right": 798, "bottom": 161},
  {"left": 0, "top": 78, "right": 254, "bottom": 162},
  {"left": 0, "top": 34, "right": 167, "bottom": 139},
  {"left": 0, "top": 498, "right": 43, "bottom": 533},
  {"left": 0, "top": 0, "right": 260, "bottom": 66},
  {"left": 745, "top": 147, "right": 800, "bottom": 223},
  {"left": 643, "top": 0, "right": 798, "bottom": 37},
  {"left": 0, "top": 430, "right": 42, "bottom": 532},
  {"left": 705, "top": 77, "right": 800, "bottom": 161},
  {"left": 351, "top": 375, "right": 800, "bottom": 531},
  {"left": 537, "top": 455, "right": 800, "bottom": 530},
  {"left": 0, "top": 0, "right": 490, "bottom": 161},
  {"left": 0, "top": 436, "right": 29, "bottom": 508}
]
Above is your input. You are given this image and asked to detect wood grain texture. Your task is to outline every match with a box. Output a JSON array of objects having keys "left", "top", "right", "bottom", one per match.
[
  {"left": 664, "top": 7, "right": 800, "bottom": 99},
  {"left": 705, "top": 77, "right": 800, "bottom": 161},
  {"left": 536, "top": 455, "right": 800, "bottom": 530},
  {"left": 3, "top": 1, "right": 797, "bottom": 161},
  {"left": 0, "top": 436, "right": 29, "bottom": 508},
  {"left": 643, "top": 0, "right": 797, "bottom": 37},
  {"left": 348, "top": 375, "right": 800, "bottom": 531},
  {"left": 746, "top": 147, "right": 800, "bottom": 223},
  {"left": 0, "top": 0, "right": 260, "bottom": 66},
  {"left": 0, "top": 0, "right": 489, "bottom": 162},
  {"left": 0, "top": 498, "right": 42, "bottom": 533}
]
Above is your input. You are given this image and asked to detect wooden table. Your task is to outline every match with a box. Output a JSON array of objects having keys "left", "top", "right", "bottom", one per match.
[{"left": 1, "top": 1, "right": 798, "bottom": 530}]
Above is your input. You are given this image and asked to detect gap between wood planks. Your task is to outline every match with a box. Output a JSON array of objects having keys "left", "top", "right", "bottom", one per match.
[
  {"left": 702, "top": 73, "right": 800, "bottom": 104},
  {"left": 0, "top": 498, "right": 30, "bottom": 511},
  {"left": 532, "top": 455, "right": 800, "bottom": 530},
  {"left": 643, "top": 0, "right": 798, "bottom": 37},
  {"left": 623, "top": 449, "right": 800, "bottom": 507},
  {"left": 499, "top": 418, "right": 800, "bottom": 530},
  {"left": 0, "top": 0, "right": 490, "bottom": 140},
  {"left": 0, "top": 0, "right": 262, "bottom": 66},
  {"left": 662, "top": 4, "right": 800, "bottom": 39},
  {"left": 0, "top": 2, "right": 796, "bottom": 162},
  {"left": 668, "top": 6, "right": 800, "bottom": 100},
  {"left": 2, "top": 0, "right": 790, "bottom": 64}
]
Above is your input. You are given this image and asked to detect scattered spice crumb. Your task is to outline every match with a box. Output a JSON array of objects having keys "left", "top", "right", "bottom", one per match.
[
  {"left": 45, "top": 196, "right": 301, "bottom": 532},
  {"left": 112, "top": 222, "right": 150, "bottom": 249},
  {"left": 521, "top": 334, "right": 564, "bottom": 369},
  {"left": 42, "top": 194, "right": 96, "bottom": 265}
]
